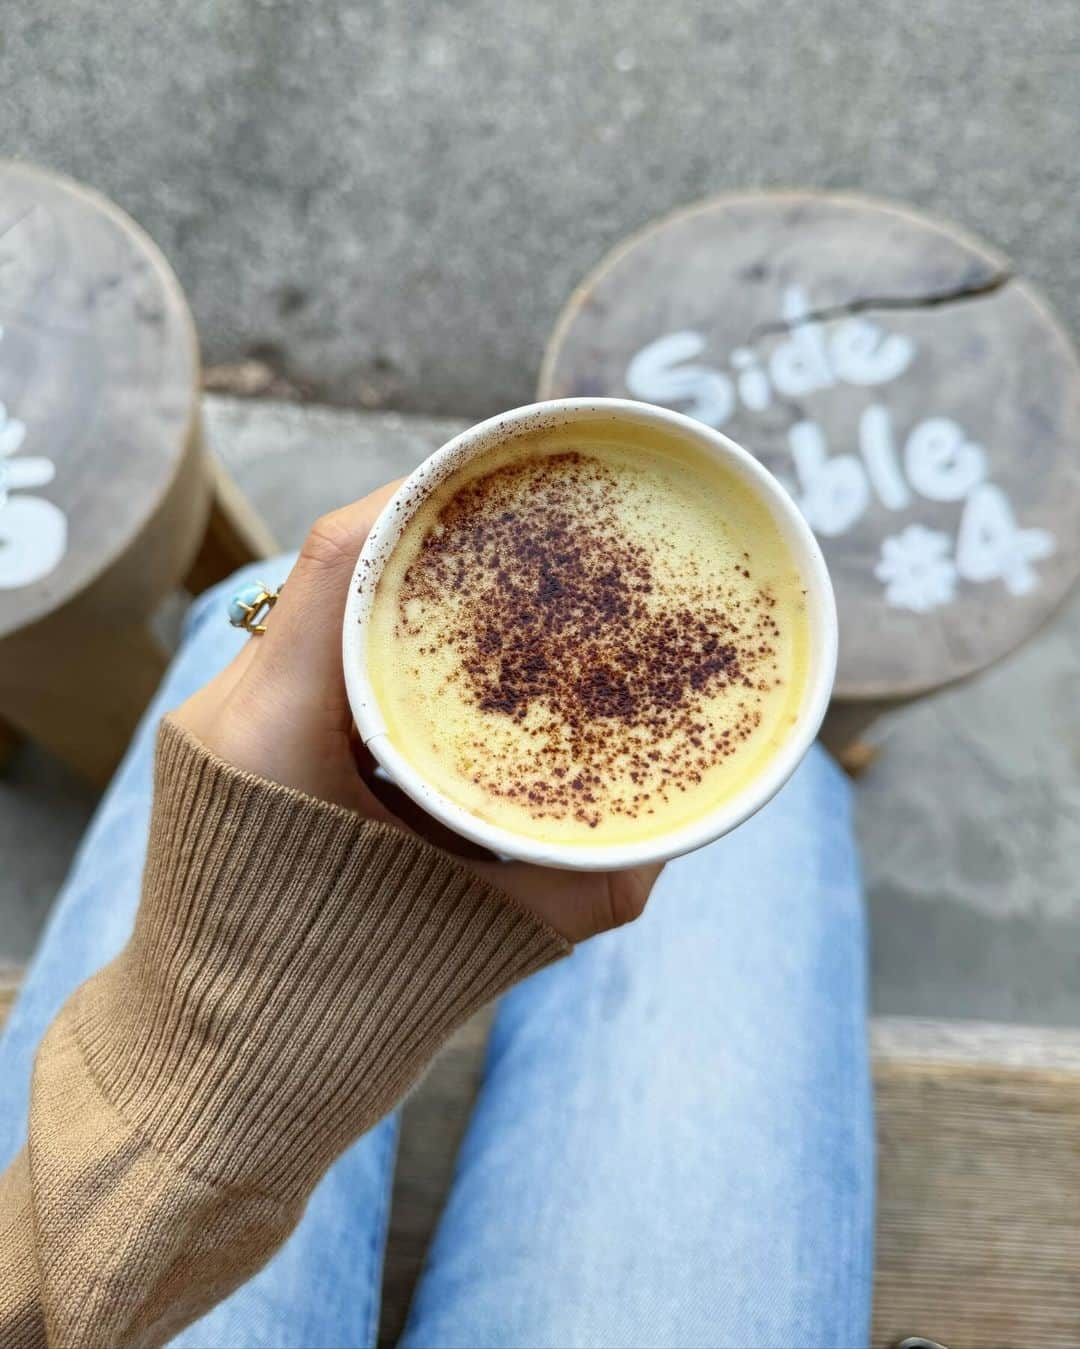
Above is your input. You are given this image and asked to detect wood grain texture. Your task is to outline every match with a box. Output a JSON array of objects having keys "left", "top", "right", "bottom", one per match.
[
  {"left": 538, "top": 192, "right": 1080, "bottom": 699},
  {"left": 872, "top": 1018, "right": 1080, "bottom": 1349},
  {"left": 0, "top": 614, "right": 170, "bottom": 787},
  {"left": 0, "top": 162, "right": 202, "bottom": 637},
  {"left": 871, "top": 1015, "right": 1080, "bottom": 1072}
]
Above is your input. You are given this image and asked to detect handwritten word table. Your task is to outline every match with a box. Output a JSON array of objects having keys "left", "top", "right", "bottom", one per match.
[
  {"left": 539, "top": 192, "right": 1080, "bottom": 733},
  {"left": 0, "top": 162, "right": 275, "bottom": 786}
]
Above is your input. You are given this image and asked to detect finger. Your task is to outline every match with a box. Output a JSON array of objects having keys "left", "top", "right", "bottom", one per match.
[
  {"left": 472, "top": 860, "right": 663, "bottom": 944},
  {"left": 348, "top": 723, "right": 378, "bottom": 778},
  {"left": 252, "top": 479, "right": 404, "bottom": 722},
  {"left": 171, "top": 631, "right": 259, "bottom": 738}
]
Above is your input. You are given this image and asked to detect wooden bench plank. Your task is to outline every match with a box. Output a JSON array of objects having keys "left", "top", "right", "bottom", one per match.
[{"left": 871, "top": 1017, "right": 1080, "bottom": 1349}]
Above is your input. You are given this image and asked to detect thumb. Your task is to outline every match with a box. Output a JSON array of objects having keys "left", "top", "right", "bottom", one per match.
[{"left": 254, "top": 481, "right": 403, "bottom": 726}]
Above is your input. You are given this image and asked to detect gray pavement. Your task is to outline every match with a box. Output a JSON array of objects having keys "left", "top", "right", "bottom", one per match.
[
  {"left": 3, "top": 1, "right": 1079, "bottom": 417},
  {"left": 4, "top": 396, "right": 1080, "bottom": 1026},
  {"left": 863, "top": 592, "right": 1080, "bottom": 1024}
]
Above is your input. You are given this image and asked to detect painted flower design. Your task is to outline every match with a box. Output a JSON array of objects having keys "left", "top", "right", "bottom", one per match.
[{"left": 875, "top": 523, "right": 957, "bottom": 613}]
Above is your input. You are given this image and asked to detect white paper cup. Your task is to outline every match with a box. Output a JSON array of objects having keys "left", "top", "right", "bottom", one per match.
[{"left": 343, "top": 398, "right": 837, "bottom": 871}]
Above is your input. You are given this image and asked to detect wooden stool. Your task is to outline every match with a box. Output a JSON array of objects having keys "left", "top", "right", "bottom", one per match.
[
  {"left": 0, "top": 162, "right": 276, "bottom": 788},
  {"left": 539, "top": 192, "right": 1080, "bottom": 761}
]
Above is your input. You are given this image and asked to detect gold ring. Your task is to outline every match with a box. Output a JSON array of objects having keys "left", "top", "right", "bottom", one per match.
[{"left": 227, "top": 581, "right": 281, "bottom": 636}]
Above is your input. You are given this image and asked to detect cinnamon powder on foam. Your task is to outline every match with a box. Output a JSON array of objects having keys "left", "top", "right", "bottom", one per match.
[{"left": 367, "top": 435, "right": 808, "bottom": 844}]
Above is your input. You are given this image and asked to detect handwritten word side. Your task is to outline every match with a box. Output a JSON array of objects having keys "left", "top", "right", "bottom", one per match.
[
  {"left": 627, "top": 285, "right": 915, "bottom": 425},
  {"left": 624, "top": 286, "right": 1055, "bottom": 612}
]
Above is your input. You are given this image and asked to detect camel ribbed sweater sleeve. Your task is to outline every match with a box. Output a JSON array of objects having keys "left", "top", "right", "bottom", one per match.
[{"left": 0, "top": 717, "right": 570, "bottom": 1347}]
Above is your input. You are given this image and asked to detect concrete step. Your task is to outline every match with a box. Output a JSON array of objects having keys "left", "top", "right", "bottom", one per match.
[{"left": 202, "top": 395, "right": 469, "bottom": 550}]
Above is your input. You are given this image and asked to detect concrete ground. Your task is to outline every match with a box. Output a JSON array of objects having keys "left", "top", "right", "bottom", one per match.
[
  {"left": 4, "top": 395, "right": 1079, "bottom": 1025},
  {"left": 3, "top": 1, "right": 1079, "bottom": 417}
]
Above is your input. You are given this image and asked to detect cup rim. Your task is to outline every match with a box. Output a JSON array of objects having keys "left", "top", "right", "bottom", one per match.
[{"left": 342, "top": 397, "right": 837, "bottom": 871}]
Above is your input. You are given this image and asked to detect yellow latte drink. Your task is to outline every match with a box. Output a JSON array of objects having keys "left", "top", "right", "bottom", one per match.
[{"left": 367, "top": 418, "right": 810, "bottom": 849}]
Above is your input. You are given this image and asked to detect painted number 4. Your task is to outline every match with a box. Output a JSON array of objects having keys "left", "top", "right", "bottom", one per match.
[
  {"left": 789, "top": 405, "right": 1055, "bottom": 611},
  {"left": 875, "top": 484, "right": 1055, "bottom": 614},
  {"left": 956, "top": 483, "right": 1054, "bottom": 597}
]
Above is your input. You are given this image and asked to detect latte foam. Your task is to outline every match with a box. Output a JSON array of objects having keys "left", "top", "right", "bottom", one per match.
[{"left": 366, "top": 419, "right": 810, "bottom": 847}]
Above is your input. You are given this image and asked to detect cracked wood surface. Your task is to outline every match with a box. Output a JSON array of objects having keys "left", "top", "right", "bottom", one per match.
[
  {"left": 538, "top": 191, "right": 1080, "bottom": 698},
  {"left": 744, "top": 267, "right": 1012, "bottom": 342}
]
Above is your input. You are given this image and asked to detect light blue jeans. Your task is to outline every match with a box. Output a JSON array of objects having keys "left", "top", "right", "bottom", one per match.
[{"left": 0, "top": 559, "right": 873, "bottom": 1349}]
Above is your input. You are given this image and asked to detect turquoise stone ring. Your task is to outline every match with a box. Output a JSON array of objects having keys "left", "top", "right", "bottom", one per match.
[{"left": 226, "top": 580, "right": 280, "bottom": 635}]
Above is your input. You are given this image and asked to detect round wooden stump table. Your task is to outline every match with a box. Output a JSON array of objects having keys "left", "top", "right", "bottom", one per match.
[
  {"left": 539, "top": 192, "right": 1080, "bottom": 758},
  {"left": 0, "top": 162, "right": 275, "bottom": 786}
]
